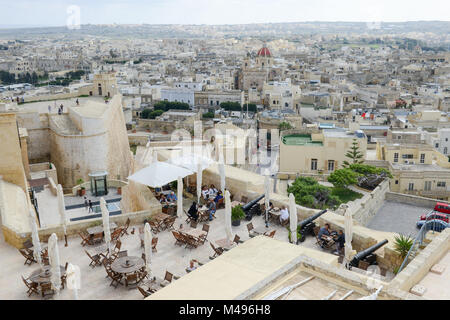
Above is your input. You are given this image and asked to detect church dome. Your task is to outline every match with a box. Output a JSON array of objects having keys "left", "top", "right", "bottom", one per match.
[{"left": 257, "top": 45, "right": 271, "bottom": 57}]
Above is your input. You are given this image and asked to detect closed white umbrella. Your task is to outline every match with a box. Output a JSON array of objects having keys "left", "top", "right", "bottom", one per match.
[
  {"left": 196, "top": 163, "right": 202, "bottom": 203},
  {"left": 177, "top": 176, "right": 183, "bottom": 218},
  {"left": 225, "top": 190, "right": 233, "bottom": 242},
  {"left": 144, "top": 222, "right": 153, "bottom": 277},
  {"left": 48, "top": 233, "right": 61, "bottom": 296},
  {"left": 344, "top": 207, "right": 353, "bottom": 266},
  {"left": 264, "top": 175, "right": 270, "bottom": 227},
  {"left": 100, "top": 198, "right": 111, "bottom": 256},
  {"left": 28, "top": 209, "right": 43, "bottom": 268},
  {"left": 57, "top": 184, "right": 68, "bottom": 246},
  {"left": 289, "top": 193, "right": 298, "bottom": 244},
  {"left": 66, "top": 263, "right": 81, "bottom": 300},
  {"left": 168, "top": 154, "right": 214, "bottom": 172},
  {"left": 219, "top": 153, "right": 226, "bottom": 194},
  {"left": 128, "top": 161, "right": 193, "bottom": 188}
]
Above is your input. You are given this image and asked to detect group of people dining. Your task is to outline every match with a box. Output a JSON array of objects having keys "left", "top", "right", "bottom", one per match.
[{"left": 317, "top": 223, "right": 345, "bottom": 255}]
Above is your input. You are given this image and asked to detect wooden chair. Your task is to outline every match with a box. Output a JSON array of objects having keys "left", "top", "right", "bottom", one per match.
[
  {"left": 216, "top": 197, "right": 225, "bottom": 209},
  {"left": 149, "top": 220, "right": 160, "bottom": 234},
  {"left": 121, "top": 218, "right": 131, "bottom": 236},
  {"left": 19, "top": 249, "right": 36, "bottom": 265},
  {"left": 233, "top": 234, "right": 242, "bottom": 245},
  {"left": 22, "top": 275, "right": 39, "bottom": 297},
  {"left": 41, "top": 248, "right": 49, "bottom": 265},
  {"left": 79, "top": 232, "right": 92, "bottom": 246},
  {"left": 40, "top": 282, "right": 55, "bottom": 298},
  {"left": 265, "top": 230, "right": 276, "bottom": 238},
  {"left": 183, "top": 209, "right": 192, "bottom": 223},
  {"left": 111, "top": 228, "right": 122, "bottom": 242},
  {"left": 246, "top": 222, "right": 258, "bottom": 238},
  {"left": 137, "top": 286, "right": 151, "bottom": 298},
  {"left": 184, "top": 234, "right": 200, "bottom": 249},
  {"left": 85, "top": 250, "right": 102, "bottom": 267},
  {"left": 190, "top": 220, "right": 198, "bottom": 229},
  {"left": 23, "top": 239, "right": 33, "bottom": 249},
  {"left": 198, "top": 224, "right": 209, "bottom": 244},
  {"left": 125, "top": 272, "right": 139, "bottom": 288},
  {"left": 152, "top": 237, "right": 158, "bottom": 252},
  {"left": 163, "top": 216, "right": 177, "bottom": 231},
  {"left": 103, "top": 261, "right": 122, "bottom": 288},
  {"left": 159, "top": 271, "right": 178, "bottom": 287},
  {"left": 172, "top": 231, "right": 184, "bottom": 246},
  {"left": 92, "top": 233, "right": 104, "bottom": 245},
  {"left": 209, "top": 242, "right": 223, "bottom": 259}
]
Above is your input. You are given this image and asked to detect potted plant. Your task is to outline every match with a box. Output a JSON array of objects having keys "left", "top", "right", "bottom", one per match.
[
  {"left": 77, "top": 178, "right": 86, "bottom": 196},
  {"left": 231, "top": 205, "right": 246, "bottom": 226}
]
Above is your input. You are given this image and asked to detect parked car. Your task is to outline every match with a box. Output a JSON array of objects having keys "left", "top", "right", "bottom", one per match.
[
  {"left": 434, "top": 202, "right": 450, "bottom": 215},
  {"left": 416, "top": 219, "right": 448, "bottom": 232},
  {"left": 419, "top": 212, "right": 449, "bottom": 223}
]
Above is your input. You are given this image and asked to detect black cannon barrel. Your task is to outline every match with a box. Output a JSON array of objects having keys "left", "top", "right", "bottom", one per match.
[
  {"left": 298, "top": 210, "right": 327, "bottom": 229},
  {"left": 350, "top": 239, "right": 388, "bottom": 267},
  {"left": 241, "top": 194, "right": 265, "bottom": 212}
]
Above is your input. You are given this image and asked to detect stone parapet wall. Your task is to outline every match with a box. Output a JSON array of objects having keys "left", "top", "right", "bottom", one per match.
[
  {"left": 385, "top": 192, "right": 447, "bottom": 208},
  {"left": 389, "top": 229, "right": 450, "bottom": 293}
]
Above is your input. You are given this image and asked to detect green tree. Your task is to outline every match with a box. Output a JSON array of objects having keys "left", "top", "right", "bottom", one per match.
[
  {"left": 327, "top": 169, "right": 360, "bottom": 188},
  {"left": 343, "top": 139, "right": 364, "bottom": 167},
  {"left": 278, "top": 121, "right": 293, "bottom": 131},
  {"left": 348, "top": 163, "right": 392, "bottom": 178},
  {"left": 202, "top": 112, "right": 214, "bottom": 119}
]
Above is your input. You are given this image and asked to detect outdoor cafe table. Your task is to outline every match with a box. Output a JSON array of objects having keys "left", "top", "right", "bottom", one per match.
[
  {"left": 182, "top": 228, "right": 207, "bottom": 239},
  {"left": 214, "top": 238, "right": 235, "bottom": 251},
  {"left": 253, "top": 226, "right": 275, "bottom": 236},
  {"left": 86, "top": 222, "right": 118, "bottom": 236},
  {"left": 268, "top": 208, "right": 282, "bottom": 222},
  {"left": 111, "top": 256, "right": 145, "bottom": 275},
  {"left": 29, "top": 265, "right": 66, "bottom": 285}
]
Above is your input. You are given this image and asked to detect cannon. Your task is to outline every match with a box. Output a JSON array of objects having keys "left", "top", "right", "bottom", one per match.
[
  {"left": 297, "top": 210, "right": 327, "bottom": 243},
  {"left": 241, "top": 194, "right": 265, "bottom": 220},
  {"left": 349, "top": 239, "right": 388, "bottom": 269}
]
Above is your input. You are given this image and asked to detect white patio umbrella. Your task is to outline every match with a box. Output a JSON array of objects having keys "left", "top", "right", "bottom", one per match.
[
  {"left": 344, "top": 207, "right": 353, "bottom": 266},
  {"left": 28, "top": 209, "right": 43, "bottom": 268},
  {"left": 219, "top": 152, "right": 226, "bottom": 194},
  {"left": 127, "top": 161, "right": 193, "bottom": 188},
  {"left": 100, "top": 197, "right": 112, "bottom": 256},
  {"left": 168, "top": 154, "right": 214, "bottom": 173},
  {"left": 177, "top": 176, "right": 183, "bottom": 218},
  {"left": 264, "top": 175, "right": 270, "bottom": 227},
  {"left": 66, "top": 263, "right": 81, "bottom": 300},
  {"left": 289, "top": 193, "right": 298, "bottom": 244},
  {"left": 144, "top": 222, "right": 153, "bottom": 277},
  {"left": 196, "top": 163, "right": 202, "bottom": 203},
  {"left": 224, "top": 190, "right": 233, "bottom": 242},
  {"left": 48, "top": 233, "right": 61, "bottom": 296},
  {"left": 56, "top": 184, "right": 68, "bottom": 246}
]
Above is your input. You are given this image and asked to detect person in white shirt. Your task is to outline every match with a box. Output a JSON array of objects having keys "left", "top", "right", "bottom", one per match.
[
  {"left": 201, "top": 186, "right": 210, "bottom": 200},
  {"left": 208, "top": 184, "right": 218, "bottom": 198},
  {"left": 280, "top": 206, "right": 289, "bottom": 223}
]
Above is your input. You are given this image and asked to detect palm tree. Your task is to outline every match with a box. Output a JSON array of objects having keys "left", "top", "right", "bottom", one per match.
[{"left": 393, "top": 234, "right": 413, "bottom": 260}]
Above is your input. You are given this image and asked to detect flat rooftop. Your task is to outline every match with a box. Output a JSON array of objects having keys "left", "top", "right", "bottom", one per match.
[{"left": 282, "top": 134, "right": 323, "bottom": 146}]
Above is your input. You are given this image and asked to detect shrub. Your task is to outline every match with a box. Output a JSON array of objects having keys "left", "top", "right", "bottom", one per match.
[
  {"left": 393, "top": 234, "right": 413, "bottom": 259},
  {"left": 154, "top": 101, "right": 190, "bottom": 111},
  {"left": 231, "top": 205, "right": 246, "bottom": 221},
  {"left": 328, "top": 168, "right": 360, "bottom": 188},
  {"left": 202, "top": 112, "right": 214, "bottom": 119},
  {"left": 278, "top": 121, "right": 293, "bottom": 131},
  {"left": 349, "top": 163, "right": 393, "bottom": 178}
]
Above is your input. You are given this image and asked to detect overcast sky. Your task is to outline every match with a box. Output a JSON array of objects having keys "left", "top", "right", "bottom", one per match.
[{"left": 0, "top": 0, "right": 449, "bottom": 27}]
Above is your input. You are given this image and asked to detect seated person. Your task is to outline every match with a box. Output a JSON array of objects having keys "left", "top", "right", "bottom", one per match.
[
  {"left": 317, "top": 223, "right": 331, "bottom": 240},
  {"left": 207, "top": 196, "right": 216, "bottom": 221},
  {"left": 334, "top": 230, "right": 345, "bottom": 255},
  {"left": 214, "top": 190, "right": 223, "bottom": 203},
  {"left": 159, "top": 194, "right": 168, "bottom": 204},
  {"left": 186, "top": 259, "right": 199, "bottom": 272},
  {"left": 187, "top": 202, "right": 199, "bottom": 222},
  {"left": 209, "top": 184, "right": 218, "bottom": 197},
  {"left": 279, "top": 206, "right": 289, "bottom": 223},
  {"left": 201, "top": 186, "right": 210, "bottom": 200},
  {"left": 166, "top": 191, "right": 177, "bottom": 202}
]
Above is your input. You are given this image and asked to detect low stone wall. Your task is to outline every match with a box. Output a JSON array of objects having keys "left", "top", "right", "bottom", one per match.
[
  {"left": 385, "top": 192, "right": 446, "bottom": 208},
  {"left": 9, "top": 206, "right": 161, "bottom": 248},
  {"left": 71, "top": 179, "right": 128, "bottom": 196},
  {"left": 277, "top": 172, "right": 329, "bottom": 181},
  {"left": 389, "top": 229, "right": 450, "bottom": 292},
  {"left": 23, "top": 91, "right": 80, "bottom": 103}
]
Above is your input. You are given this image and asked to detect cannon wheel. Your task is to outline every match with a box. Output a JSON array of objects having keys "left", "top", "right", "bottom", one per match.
[{"left": 298, "top": 232, "right": 306, "bottom": 242}]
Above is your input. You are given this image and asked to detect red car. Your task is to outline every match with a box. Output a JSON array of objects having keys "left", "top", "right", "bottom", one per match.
[
  {"left": 434, "top": 202, "right": 450, "bottom": 215},
  {"left": 419, "top": 212, "right": 449, "bottom": 223}
]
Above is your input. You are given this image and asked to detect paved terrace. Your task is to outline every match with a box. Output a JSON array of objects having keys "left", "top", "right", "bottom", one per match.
[{"left": 0, "top": 202, "right": 333, "bottom": 300}]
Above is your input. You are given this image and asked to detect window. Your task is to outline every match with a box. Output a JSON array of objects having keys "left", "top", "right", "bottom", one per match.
[
  {"left": 408, "top": 183, "right": 414, "bottom": 191},
  {"left": 424, "top": 181, "right": 431, "bottom": 191},
  {"left": 328, "top": 160, "right": 335, "bottom": 171},
  {"left": 402, "top": 154, "right": 413, "bottom": 159},
  {"left": 437, "top": 181, "right": 446, "bottom": 188},
  {"left": 395, "top": 180, "right": 399, "bottom": 184},
  {"left": 446, "top": 138, "right": 448, "bottom": 142},
  {"left": 394, "top": 153, "right": 399, "bottom": 163},
  {"left": 311, "top": 159, "right": 318, "bottom": 171},
  {"left": 420, "top": 153, "right": 425, "bottom": 164},
  {"left": 435, "top": 143, "right": 439, "bottom": 148},
  {"left": 445, "top": 147, "right": 448, "bottom": 155}
]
